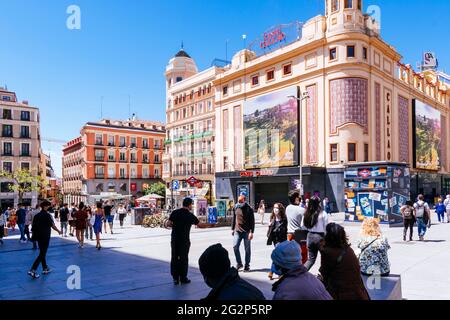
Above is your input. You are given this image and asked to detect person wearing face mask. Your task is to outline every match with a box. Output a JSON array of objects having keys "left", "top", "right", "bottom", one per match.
[
  {"left": 271, "top": 241, "right": 332, "bottom": 300},
  {"left": 199, "top": 243, "right": 266, "bottom": 301},
  {"left": 266, "top": 203, "right": 288, "bottom": 280},
  {"left": 167, "top": 197, "right": 207, "bottom": 285}
]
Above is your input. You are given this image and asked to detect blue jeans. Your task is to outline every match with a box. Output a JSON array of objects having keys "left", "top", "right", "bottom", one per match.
[
  {"left": 437, "top": 212, "right": 445, "bottom": 222},
  {"left": 417, "top": 218, "right": 427, "bottom": 237},
  {"left": 233, "top": 231, "right": 251, "bottom": 267},
  {"left": 18, "top": 223, "right": 26, "bottom": 241}
]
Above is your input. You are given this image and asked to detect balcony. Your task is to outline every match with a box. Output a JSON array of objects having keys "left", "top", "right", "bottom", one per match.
[
  {"left": 154, "top": 145, "right": 162, "bottom": 150},
  {"left": 107, "top": 158, "right": 116, "bottom": 162},
  {"left": 107, "top": 142, "right": 115, "bottom": 147},
  {"left": 95, "top": 157, "right": 105, "bottom": 162},
  {"left": 95, "top": 174, "right": 105, "bottom": 179},
  {"left": 154, "top": 160, "right": 162, "bottom": 164},
  {"left": 119, "top": 159, "right": 127, "bottom": 163},
  {"left": 21, "top": 153, "right": 31, "bottom": 157},
  {"left": 130, "top": 143, "right": 137, "bottom": 148},
  {"left": 142, "top": 144, "right": 149, "bottom": 149},
  {"left": 119, "top": 143, "right": 126, "bottom": 148},
  {"left": 2, "top": 133, "right": 13, "bottom": 138},
  {"left": 142, "top": 159, "right": 149, "bottom": 164},
  {"left": 130, "top": 159, "right": 138, "bottom": 163},
  {"left": 2, "top": 152, "right": 13, "bottom": 157},
  {"left": 95, "top": 141, "right": 103, "bottom": 146}
]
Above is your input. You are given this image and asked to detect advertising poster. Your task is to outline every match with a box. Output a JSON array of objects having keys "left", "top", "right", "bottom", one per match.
[
  {"left": 414, "top": 100, "right": 441, "bottom": 170},
  {"left": 236, "top": 184, "right": 250, "bottom": 200},
  {"left": 208, "top": 207, "right": 217, "bottom": 224},
  {"left": 216, "top": 200, "right": 227, "bottom": 217},
  {"left": 244, "top": 86, "right": 298, "bottom": 169},
  {"left": 197, "top": 199, "right": 208, "bottom": 217},
  {"left": 358, "top": 193, "right": 373, "bottom": 218}
]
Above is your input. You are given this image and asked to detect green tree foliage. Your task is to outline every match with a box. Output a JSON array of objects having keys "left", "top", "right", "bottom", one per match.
[
  {"left": 144, "top": 182, "right": 166, "bottom": 197},
  {"left": 0, "top": 169, "right": 46, "bottom": 203}
]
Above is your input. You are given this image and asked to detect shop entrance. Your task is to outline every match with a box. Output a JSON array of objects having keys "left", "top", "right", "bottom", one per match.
[{"left": 255, "top": 182, "right": 289, "bottom": 211}]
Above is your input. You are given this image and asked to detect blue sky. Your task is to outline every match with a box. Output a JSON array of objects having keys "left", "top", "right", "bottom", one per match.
[{"left": 1, "top": 0, "right": 449, "bottom": 176}]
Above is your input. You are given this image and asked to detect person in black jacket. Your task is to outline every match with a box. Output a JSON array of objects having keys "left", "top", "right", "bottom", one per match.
[
  {"left": 232, "top": 195, "right": 255, "bottom": 272},
  {"left": 199, "top": 244, "right": 266, "bottom": 300},
  {"left": 266, "top": 203, "right": 288, "bottom": 280}
]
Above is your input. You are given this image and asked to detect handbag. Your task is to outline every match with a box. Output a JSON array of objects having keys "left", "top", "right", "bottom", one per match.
[{"left": 356, "top": 237, "right": 379, "bottom": 260}]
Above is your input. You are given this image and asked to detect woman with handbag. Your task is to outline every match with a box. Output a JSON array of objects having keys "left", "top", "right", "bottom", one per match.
[
  {"left": 319, "top": 223, "right": 370, "bottom": 300},
  {"left": 266, "top": 203, "right": 288, "bottom": 280},
  {"left": 357, "top": 218, "right": 390, "bottom": 277}
]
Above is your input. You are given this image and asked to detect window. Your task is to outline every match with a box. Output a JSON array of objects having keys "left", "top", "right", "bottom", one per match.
[
  {"left": 119, "top": 136, "right": 126, "bottom": 147},
  {"left": 364, "top": 143, "right": 369, "bottom": 162},
  {"left": 3, "top": 142, "right": 12, "bottom": 156},
  {"left": 130, "top": 167, "right": 137, "bottom": 178},
  {"left": 2, "top": 96, "right": 11, "bottom": 101},
  {"left": 2, "top": 162, "right": 12, "bottom": 173},
  {"left": 20, "top": 126, "right": 30, "bottom": 138},
  {"left": 223, "top": 156, "right": 229, "bottom": 171},
  {"left": 95, "top": 134, "right": 103, "bottom": 145},
  {"left": 95, "top": 165, "right": 104, "bottom": 177},
  {"left": 347, "top": 45, "right": 356, "bottom": 58},
  {"left": 108, "top": 135, "right": 115, "bottom": 146},
  {"left": 330, "top": 144, "right": 338, "bottom": 162},
  {"left": 207, "top": 100, "right": 213, "bottom": 112},
  {"left": 251, "top": 75, "right": 259, "bottom": 86},
  {"left": 108, "top": 165, "right": 115, "bottom": 178},
  {"left": 199, "top": 102, "right": 203, "bottom": 114},
  {"left": 142, "top": 153, "right": 148, "bottom": 163},
  {"left": 119, "top": 168, "right": 126, "bottom": 178},
  {"left": 332, "top": 0, "right": 339, "bottom": 12},
  {"left": 348, "top": 143, "right": 357, "bottom": 162},
  {"left": 358, "top": 0, "right": 362, "bottom": 10},
  {"left": 95, "top": 149, "right": 104, "bottom": 161},
  {"left": 21, "top": 111, "right": 30, "bottom": 121},
  {"left": 1, "top": 182, "right": 12, "bottom": 192},
  {"left": 363, "top": 47, "right": 368, "bottom": 60},
  {"left": 155, "top": 154, "right": 160, "bottom": 163},
  {"left": 21, "top": 162, "right": 30, "bottom": 171},
  {"left": 155, "top": 139, "right": 161, "bottom": 149},
  {"left": 142, "top": 138, "right": 148, "bottom": 149},
  {"left": 329, "top": 48, "right": 337, "bottom": 61},
  {"left": 130, "top": 152, "right": 137, "bottom": 162},
  {"left": 155, "top": 168, "right": 160, "bottom": 178},
  {"left": 108, "top": 150, "right": 115, "bottom": 161},
  {"left": 283, "top": 64, "right": 292, "bottom": 76},
  {"left": 2, "top": 109, "right": 12, "bottom": 120},
  {"left": 130, "top": 137, "right": 137, "bottom": 148},
  {"left": 176, "top": 76, "right": 183, "bottom": 83},
  {"left": 21, "top": 143, "right": 30, "bottom": 156},
  {"left": 176, "top": 111, "right": 179, "bottom": 120},
  {"left": 183, "top": 108, "right": 187, "bottom": 118},
  {"left": 142, "top": 167, "right": 149, "bottom": 178},
  {"left": 345, "top": 0, "right": 353, "bottom": 8},
  {"left": 266, "top": 70, "right": 275, "bottom": 81},
  {"left": 119, "top": 152, "right": 126, "bottom": 162},
  {"left": 223, "top": 85, "right": 228, "bottom": 96},
  {"left": 191, "top": 105, "right": 195, "bottom": 116},
  {"left": 2, "top": 125, "right": 13, "bottom": 137}
]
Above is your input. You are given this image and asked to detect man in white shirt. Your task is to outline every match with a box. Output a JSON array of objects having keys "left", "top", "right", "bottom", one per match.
[
  {"left": 286, "top": 191, "right": 308, "bottom": 264},
  {"left": 444, "top": 195, "right": 450, "bottom": 223}
]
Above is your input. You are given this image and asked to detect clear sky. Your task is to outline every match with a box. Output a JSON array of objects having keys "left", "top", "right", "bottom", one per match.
[{"left": 1, "top": 0, "right": 449, "bottom": 177}]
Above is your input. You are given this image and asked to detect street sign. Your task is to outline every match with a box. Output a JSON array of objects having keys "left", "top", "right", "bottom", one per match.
[
  {"left": 172, "top": 180, "right": 179, "bottom": 190},
  {"left": 186, "top": 176, "right": 198, "bottom": 187}
]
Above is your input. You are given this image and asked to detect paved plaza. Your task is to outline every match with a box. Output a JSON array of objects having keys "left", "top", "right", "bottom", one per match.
[{"left": 1, "top": 213, "right": 450, "bottom": 300}]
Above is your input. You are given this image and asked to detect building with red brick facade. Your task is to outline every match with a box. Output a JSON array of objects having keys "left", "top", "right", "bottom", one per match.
[{"left": 63, "top": 119, "right": 165, "bottom": 204}]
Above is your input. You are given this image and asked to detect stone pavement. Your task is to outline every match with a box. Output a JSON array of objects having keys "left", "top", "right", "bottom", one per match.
[{"left": 1, "top": 212, "right": 450, "bottom": 300}]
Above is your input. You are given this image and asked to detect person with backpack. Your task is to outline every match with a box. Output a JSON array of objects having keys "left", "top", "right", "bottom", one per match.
[
  {"left": 435, "top": 199, "right": 446, "bottom": 223},
  {"left": 444, "top": 195, "right": 450, "bottom": 223},
  {"left": 401, "top": 200, "right": 416, "bottom": 241},
  {"left": 303, "top": 196, "right": 329, "bottom": 271},
  {"left": 414, "top": 194, "right": 431, "bottom": 241}
]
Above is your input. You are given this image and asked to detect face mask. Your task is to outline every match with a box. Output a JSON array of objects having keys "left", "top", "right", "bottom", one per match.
[{"left": 274, "top": 208, "right": 280, "bottom": 215}]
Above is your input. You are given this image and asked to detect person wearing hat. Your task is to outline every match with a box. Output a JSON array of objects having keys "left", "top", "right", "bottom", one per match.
[
  {"left": 271, "top": 241, "right": 332, "bottom": 300},
  {"left": 232, "top": 194, "right": 255, "bottom": 272},
  {"left": 199, "top": 244, "right": 266, "bottom": 300}
]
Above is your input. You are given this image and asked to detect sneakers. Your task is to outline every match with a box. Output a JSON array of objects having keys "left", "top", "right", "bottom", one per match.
[
  {"left": 244, "top": 266, "right": 251, "bottom": 272},
  {"left": 28, "top": 270, "right": 40, "bottom": 279},
  {"left": 236, "top": 264, "right": 243, "bottom": 271},
  {"left": 42, "top": 268, "right": 52, "bottom": 275},
  {"left": 173, "top": 278, "right": 180, "bottom": 285}
]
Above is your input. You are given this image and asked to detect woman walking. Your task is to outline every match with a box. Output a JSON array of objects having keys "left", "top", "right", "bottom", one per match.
[
  {"left": 357, "top": 218, "right": 391, "bottom": 277},
  {"left": 73, "top": 202, "right": 88, "bottom": 248},
  {"left": 9, "top": 209, "right": 17, "bottom": 231},
  {"left": 117, "top": 204, "right": 127, "bottom": 228},
  {"left": 266, "top": 203, "right": 288, "bottom": 280},
  {"left": 84, "top": 206, "right": 94, "bottom": 241},
  {"left": 303, "top": 197, "right": 329, "bottom": 271},
  {"left": 319, "top": 223, "right": 370, "bottom": 300},
  {"left": 400, "top": 200, "right": 415, "bottom": 241},
  {"left": 258, "top": 200, "right": 266, "bottom": 225},
  {"left": 93, "top": 202, "right": 105, "bottom": 250}
]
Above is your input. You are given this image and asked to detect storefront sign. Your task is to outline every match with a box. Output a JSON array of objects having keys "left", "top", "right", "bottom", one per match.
[
  {"left": 240, "top": 169, "right": 275, "bottom": 177},
  {"left": 186, "top": 176, "right": 198, "bottom": 187}
]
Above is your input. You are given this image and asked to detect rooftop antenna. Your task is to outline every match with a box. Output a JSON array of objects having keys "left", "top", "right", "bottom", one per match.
[
  {"left": 100, "top": 96, "right": 104, "bottom": 120},
  {"left": 181, "top": 40, "right": 184, "bottom": 50},
  {"left": 225, "top": 39, "right": 229, "bottom": 64},
  {"left": 128, "top": 95, "right": 131, "bottom": 119}
]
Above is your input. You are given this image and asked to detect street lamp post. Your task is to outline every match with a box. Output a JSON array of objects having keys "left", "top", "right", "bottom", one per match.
[{"left": 288, "top": 91, "right": 310, "bottom": 196}]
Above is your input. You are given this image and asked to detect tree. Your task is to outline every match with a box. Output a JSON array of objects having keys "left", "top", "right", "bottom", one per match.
[
  {"left": 144, "top": 182, "right": 166, "bottom": 198},
  {"left": 0, "top": 169, "right": 46, "bottom": 203}
]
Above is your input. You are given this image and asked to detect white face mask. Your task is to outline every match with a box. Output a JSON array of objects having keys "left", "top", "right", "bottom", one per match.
[{"left": 274, "top": 208, "right": 280, "bottom": 214}]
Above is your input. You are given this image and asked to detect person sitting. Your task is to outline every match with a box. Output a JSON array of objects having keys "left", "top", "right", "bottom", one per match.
[
  {"left": 357, "top": 218, "right": 391, "bottom": 277},
  {"left": 198, "top": 243, "right": 266, "bottom": 301},
  {"left": 271, "top": 241, "right": 332, "bottom": 300},
  {"left": 319, "top": 223, "right": 370, "bottom": 300}
]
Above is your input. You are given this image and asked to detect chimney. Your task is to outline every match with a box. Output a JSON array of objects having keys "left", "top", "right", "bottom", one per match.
[{"left": 22, "top": 100, "right": 29, "bottom": 105}]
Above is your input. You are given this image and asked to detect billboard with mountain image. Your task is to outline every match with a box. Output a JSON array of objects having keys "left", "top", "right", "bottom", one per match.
[
  {"left": 244, "top": 86, "right": 298, "bottom": 169},
  {"left": 414, "top": 100, "right": 441, "bottom": 170}
]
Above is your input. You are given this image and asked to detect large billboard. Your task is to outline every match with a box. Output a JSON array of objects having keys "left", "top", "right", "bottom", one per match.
[
  {"left": 414, "top": 99, "right": 441, "bottom": 170},
  {"left": 244, "top": 86, "right": 298, "bottom": 169}
]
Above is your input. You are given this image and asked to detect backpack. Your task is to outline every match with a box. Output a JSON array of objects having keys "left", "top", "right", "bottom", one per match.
[
  {"left": 415, "top": 202, "right": 426, "bottom": 218},
  {"left": 403, "top": 206, "right": 413, "bottom": 219}
]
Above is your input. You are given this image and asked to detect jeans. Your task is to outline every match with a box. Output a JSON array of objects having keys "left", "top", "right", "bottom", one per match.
[
  {"left": 304, "top": 232, "right": 324, "bottom": 271},
  {"left": 233, "top": 231, "right": 251, "bottom": 267},
  {"left": 119, "top": 214, "right": 126, "bottom": 227},
  {"left": 85, "top": 225, "right": 93, "bottom": 239},
  {"left": 24, "top": 224, "right": 31, "bottom": 241},
  {"left": 403, "top": 219, "right": 414, "bottom": 240},
  {"left": 60, "top": 221, "right": 68, "bottom": 236},
  {"left": 18, "top": 223, "right": 26, "bottom": 241},
  {"left": 417, "top": 217, "right": 427, "bottom": 237},
  {"left": 171, "top": 241, "right": 191, "bottom": 280},
  {"left": 447, "top": 209, "right": 450, "bottom": 223},
  {"left": 437, "top": 211, "right": 445, "bottom": 222},
  {"left": 31, "top": 238, "right": 49, "bottom": 271}
]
